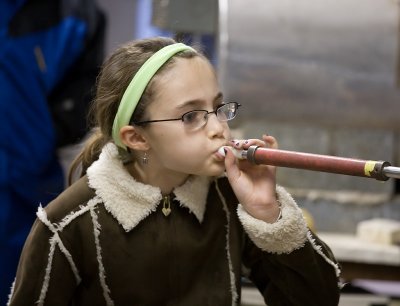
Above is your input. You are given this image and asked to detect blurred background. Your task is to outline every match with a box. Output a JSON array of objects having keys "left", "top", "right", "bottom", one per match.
[{"left": 2, "top": 0, "right": 400, "bottom": 305}]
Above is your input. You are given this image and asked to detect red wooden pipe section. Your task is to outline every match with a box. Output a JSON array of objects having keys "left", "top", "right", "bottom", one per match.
[{"left": 252, "top": 147, "right": 369, "bottom": 177}]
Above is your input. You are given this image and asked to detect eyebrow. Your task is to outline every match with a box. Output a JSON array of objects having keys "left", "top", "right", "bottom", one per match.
[{"left": 176, "top": 92, "right": 224, "bottom": 110}]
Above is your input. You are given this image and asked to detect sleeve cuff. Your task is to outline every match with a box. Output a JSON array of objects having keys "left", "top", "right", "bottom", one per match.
[{"left": 237, "top": 185, "right": 308, "bottom": 254}]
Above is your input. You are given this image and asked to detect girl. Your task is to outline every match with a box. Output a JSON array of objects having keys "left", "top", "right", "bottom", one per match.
[{"left": 8, "top": 37, "right": 341, "bottom": 306}]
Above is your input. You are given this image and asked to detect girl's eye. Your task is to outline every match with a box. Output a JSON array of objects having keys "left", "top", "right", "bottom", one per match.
[{"left": 183, "top": 111, "right": 201, "bottom": 123}]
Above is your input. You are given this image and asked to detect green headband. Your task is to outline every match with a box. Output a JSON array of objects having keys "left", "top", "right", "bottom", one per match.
[{"left": 112, "top": 42, "right": 195, "bottom": 149}]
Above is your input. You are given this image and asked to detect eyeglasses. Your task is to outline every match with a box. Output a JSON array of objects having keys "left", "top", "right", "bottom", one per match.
[{"left": 131, "top": 102, "right": 241, "bottom": 131}]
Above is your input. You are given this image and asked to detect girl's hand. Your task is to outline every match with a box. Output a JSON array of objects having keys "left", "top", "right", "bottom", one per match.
[{"left": 224, "top": 134, "right": 281, "bottom": 223}]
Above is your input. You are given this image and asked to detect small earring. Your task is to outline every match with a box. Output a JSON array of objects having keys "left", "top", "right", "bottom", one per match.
[{"left": 142, "top": 152, "right": 148, "bottom": 165}]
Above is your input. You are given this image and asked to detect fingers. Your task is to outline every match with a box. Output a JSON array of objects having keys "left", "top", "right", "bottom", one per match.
[
  {"left": 229, "top": 134, "right": 279, "bottom": 150},
  {"left": 262, "top": 134, "right": 278, "bottom": 149},
  {"left": 224, "top": 147, "right": 241, "bottom": 179}
]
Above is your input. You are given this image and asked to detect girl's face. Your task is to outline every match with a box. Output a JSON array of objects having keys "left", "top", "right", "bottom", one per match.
[{"left": 141, "top": 56, "right": 232, "bottom": 178}]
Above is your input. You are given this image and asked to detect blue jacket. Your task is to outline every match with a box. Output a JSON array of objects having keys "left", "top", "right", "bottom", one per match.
[{"left": 0, "top": 0, "right": 105, "bottom": 302}]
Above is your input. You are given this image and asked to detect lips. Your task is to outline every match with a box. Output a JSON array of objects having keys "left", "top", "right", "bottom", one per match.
[
  {"left": 214, "top": 150, "right": 225, "bottom": 161},
  {"left": 213, "top": 142, "right": 231, "bottom": 161},
  {"left": 214, "top": 144, "right": 230, "bottom": 161}
]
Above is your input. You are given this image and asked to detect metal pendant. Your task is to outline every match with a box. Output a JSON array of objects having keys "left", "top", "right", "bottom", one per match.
[{"left": 162, "top": 195, "right": 171, "bottom": 217}]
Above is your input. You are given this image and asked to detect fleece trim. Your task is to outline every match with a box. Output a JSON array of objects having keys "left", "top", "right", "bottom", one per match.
[
  {"left": 87, "top": 143, "right": 211, "bottom": 231},
  {"left": 215, "top": 181, "right": 238, "bottom": 305},
  {"left": 237, "top": 185, "right": 308, "bottom": 254}
]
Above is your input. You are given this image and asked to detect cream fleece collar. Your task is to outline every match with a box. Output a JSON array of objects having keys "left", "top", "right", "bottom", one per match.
[{"left": 86, "top": 143, "right": 211, "bottom": 231}]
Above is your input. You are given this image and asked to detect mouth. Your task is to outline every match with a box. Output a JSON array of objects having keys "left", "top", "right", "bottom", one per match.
[
  {"left": 214, "top": 150, "right": 225, "bottom": 161},
  {"left": 213, "top": 143, "right": 232, "bottom": 161}
]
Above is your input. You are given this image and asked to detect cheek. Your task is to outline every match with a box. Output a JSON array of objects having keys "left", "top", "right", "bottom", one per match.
[
  {"left": 149, "top": 130, "right": 204, "bottom": 163},
  {"left": 164, "top": 135, "right": 205, "bottom": 164},
  {"left": 169, "top": 142, "right": 212, "bottom": 173}
]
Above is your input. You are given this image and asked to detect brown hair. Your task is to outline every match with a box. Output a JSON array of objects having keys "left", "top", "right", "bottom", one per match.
[{"left": 68, "top": 37, "right": 201, "bottom": 185}]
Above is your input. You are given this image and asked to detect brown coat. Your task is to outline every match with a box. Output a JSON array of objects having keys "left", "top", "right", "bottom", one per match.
[{"left": 8, "top": 144, "right": 341, "bottom": 306}]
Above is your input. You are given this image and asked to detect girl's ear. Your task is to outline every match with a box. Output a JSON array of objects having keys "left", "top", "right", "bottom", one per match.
[{"left": 119, "top": 126, "right": 149, "bottom": 151}]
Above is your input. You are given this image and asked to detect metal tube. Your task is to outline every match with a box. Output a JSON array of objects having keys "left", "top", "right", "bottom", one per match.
[{"left": 383, "top": 166, "right": 400, "bottom": 179}]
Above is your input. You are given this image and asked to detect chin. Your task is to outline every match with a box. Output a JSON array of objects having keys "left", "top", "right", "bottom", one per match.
[
  {"left": 189, "top": 160, "right": 225, "bottom": 177},
  {"left": 203, "top": 165, "right": 225, "bottom": 177}
]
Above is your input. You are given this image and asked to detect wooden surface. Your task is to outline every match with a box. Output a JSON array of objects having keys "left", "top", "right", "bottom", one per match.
[{"left": 319, "top": 232, "right": 400, "bottom": 281}]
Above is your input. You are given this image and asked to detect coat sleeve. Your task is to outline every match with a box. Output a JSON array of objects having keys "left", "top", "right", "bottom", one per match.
[
  {"left": 239, "top": 186, "right": 341, "bottom": 306},
  {"left": 7, "top": 209, "right": 78, "bottom": 306}
]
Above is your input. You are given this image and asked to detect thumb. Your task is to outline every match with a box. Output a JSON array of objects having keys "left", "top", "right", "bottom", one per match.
[{"left": 224, "top": 148, "right": 241, "bottom": 180}]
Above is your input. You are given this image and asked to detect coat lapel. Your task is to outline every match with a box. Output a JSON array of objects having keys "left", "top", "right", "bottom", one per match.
[{"left": 87, "top": 143, "right": 211, "bottom": 231}]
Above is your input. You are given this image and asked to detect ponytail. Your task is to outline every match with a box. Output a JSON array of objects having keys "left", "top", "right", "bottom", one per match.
[{"left": 68, "top": 128, "right": 108, "bottom": 185}]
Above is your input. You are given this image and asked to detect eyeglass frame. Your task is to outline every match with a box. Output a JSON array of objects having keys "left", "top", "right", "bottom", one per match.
[{"left": 130, "top": 102, "right": 241, "bottom": 128}]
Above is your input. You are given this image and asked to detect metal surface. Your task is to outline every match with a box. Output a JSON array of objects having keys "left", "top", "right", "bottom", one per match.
[
  {"left": 152, "top": 0, "right": 217, "bottom": 34},
  {"left": 218, "top": 0, "right": 400, "bottom": 129},
  {"left": 246, "top": 145, "right": 259, "bottom": 164},
  {"left": 383, "top": 166, "right": 400, "bottom": 179}
]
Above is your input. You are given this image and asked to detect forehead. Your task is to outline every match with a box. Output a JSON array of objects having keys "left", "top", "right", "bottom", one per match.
[{"left": 152, "top": 56, "right": 219, "bottom": 107}]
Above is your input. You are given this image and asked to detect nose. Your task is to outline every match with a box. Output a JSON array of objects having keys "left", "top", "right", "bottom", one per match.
[{"left": 206, "top": 112, "right": 226, "bottom": 138}]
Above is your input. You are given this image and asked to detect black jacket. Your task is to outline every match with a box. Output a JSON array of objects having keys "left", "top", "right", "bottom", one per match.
[{"left": 9, "top": 143, "right": 341, "bottom": 305}]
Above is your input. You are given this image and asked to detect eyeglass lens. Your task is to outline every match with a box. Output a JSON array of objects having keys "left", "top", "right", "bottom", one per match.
[{"left": 182, "top": 103, "right": 239, "bottom": 130}]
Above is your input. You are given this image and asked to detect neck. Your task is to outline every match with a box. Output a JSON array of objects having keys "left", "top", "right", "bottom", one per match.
[{"left": 126, "top": 161, "right": 189, "bottom": 195}]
